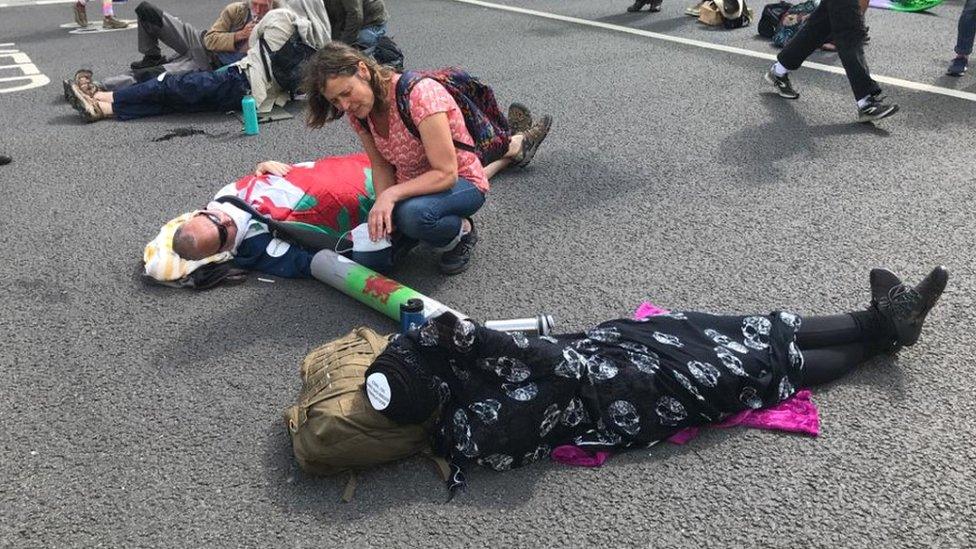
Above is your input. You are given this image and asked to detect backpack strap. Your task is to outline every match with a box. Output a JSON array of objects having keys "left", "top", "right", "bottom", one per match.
[
  {"left": 393, "top": 71, "right": 477, "bottom": 154},
  {"left": 258, "top": 36, "right": 274, "bottom": 85},
  {"left": 213, "top": 195, "right": 349, "bottom": 252}
]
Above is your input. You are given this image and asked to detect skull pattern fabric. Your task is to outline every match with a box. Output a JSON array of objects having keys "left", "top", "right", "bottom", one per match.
[
  {"left": 490, "top": 356, "right": 531, "bottom": 383},
  {"left": 742, "top": 316, "right": 772, "bottom": 351},
  {"left": 389, "top": 310, "right": 804, "bottom": 475}
]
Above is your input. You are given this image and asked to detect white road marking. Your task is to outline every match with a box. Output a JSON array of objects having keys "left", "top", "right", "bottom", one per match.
[
  {"left": 0, "top": 0, "right": 75, "bottom": 7},
  {"left": 451, "top": 0, "right": 976, "bottom": 103},
  {"left": 0, "top": 44, "right": 50, "bottom": 93}
]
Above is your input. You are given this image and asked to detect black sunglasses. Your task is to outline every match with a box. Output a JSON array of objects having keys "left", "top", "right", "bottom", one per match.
[{"left": 197, "top": 211, "right": 228, "bottom": 251}]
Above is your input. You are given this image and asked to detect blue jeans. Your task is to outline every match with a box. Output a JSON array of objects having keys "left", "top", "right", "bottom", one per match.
[
  {"left": 354, "top": 24, "right": 387, "bottom": 56},
  {"left": 353, "top": 178, "right": 485, "bottom": 271},
  {"left": 956, "top": 0, "right": 976, "bottom": 57},
  {"left": 112, "top": 66, "right": 248, "bottom": 121}
]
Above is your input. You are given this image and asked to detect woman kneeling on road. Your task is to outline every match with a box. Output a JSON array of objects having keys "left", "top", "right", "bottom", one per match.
[
  {"left": 302, "top": 42, "right": 552, "bottom": 275},
  {"left": 364, "top": 266, "right": 947, "bottom": 493}
]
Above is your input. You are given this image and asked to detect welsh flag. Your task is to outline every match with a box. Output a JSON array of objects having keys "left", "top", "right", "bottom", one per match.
[{"left": 214, "top": 153, "right": 375, "bottom": 240}]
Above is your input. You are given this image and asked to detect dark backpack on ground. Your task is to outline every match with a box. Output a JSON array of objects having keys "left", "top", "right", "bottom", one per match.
[
  {"left": 358, "top": 69, "right": 512, "bottom": 165},
  {"left": 772, "top": 0, "right": 818, "bottom": 48},
  {"left": 259, "top": 27, "right": 317, "bottom": 96},
  {"left": 364, "top": 35, "right": 405, "bottom": 72},
  {"left": 758, "top": 1, "right": 792, "bottom": 38}
]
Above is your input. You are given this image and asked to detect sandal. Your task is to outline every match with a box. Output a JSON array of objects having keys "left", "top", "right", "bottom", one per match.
[
  {"left": 73, "top": 69, "right": 104, "bottom": 98},
  {"left": 513, "top": 114, "right": 552, "bottom": 169},
  {"left": 69, "top": 83, "right": 107, "bottom": 122}
]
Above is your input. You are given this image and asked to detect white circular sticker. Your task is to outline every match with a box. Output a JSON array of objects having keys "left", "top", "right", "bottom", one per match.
[
  {"left": 265, "top": 238, "right": 292, "bottom": 258},
  {"left": 365, "top": 373, "right": 391, "bottom": 411}
]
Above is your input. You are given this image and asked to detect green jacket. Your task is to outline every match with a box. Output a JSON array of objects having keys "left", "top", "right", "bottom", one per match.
[{"left": 323, "top": 0, "right": 388, "bottom": 45}]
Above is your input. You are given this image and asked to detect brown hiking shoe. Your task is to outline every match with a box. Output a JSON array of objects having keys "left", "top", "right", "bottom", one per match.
[
  {"left": 102, "top": 16, "right": 129, "bottom": 29},
  {"left": 73, "top": 2, "right": 89, "bottom": 27},
  {"left": 513, "top": 114, "right": 552, "bottom": 169},
  {"left": 507, "top": 103, "right": 532, "bottom": 134}
]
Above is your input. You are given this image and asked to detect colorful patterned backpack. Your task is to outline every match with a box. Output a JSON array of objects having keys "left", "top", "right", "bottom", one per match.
[
  {"left": 359, "top": 69, "right": 512, "bottom": 165},
  {"left": 772, "top": 0, "right": 819, "bottom": 48}
]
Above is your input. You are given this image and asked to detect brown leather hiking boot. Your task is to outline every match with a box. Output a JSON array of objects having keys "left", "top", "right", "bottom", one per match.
[
  {"left": 73, "top": 2, "right": 89, "bottom": 27},
  {"left": 514, "top": 115, "right": 552, "bottom": 169},
  {"left": 507, "top": 103, "right": 532, "bottom": 134},
  {"left": 102, "top": 16, "right": 129, "bottom": 29}
]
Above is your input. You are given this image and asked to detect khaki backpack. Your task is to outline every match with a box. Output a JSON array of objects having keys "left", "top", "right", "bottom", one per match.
[{"left": 283, "top": 326, "right": 448, "bottom": 501}]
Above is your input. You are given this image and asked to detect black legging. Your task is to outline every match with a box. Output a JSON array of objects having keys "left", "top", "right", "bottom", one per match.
[{"left": 797, "top": 309, "right": 892, "bottom": 386}]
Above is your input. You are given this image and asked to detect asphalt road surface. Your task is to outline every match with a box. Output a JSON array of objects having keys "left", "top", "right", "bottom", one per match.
[{"left": 1, "top": 0, "right": 974, "bottom": 546}]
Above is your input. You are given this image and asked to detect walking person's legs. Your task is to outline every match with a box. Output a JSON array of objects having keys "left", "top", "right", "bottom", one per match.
[
  {"left": 948, "top": 0, "right": 976, "bottom": 76},
  {"left": 765, "top": 4, "right": 832, "bottom": 99},
  {"left": 102, "top": 0, "right": 129, "bottom": 29}
]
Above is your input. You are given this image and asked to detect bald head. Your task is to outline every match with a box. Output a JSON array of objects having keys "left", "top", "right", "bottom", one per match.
[{"left": 172, "top": 210, "right": 237, "bottom": 260}]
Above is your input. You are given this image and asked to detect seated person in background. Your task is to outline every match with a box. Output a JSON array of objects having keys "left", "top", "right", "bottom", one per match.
[
  {"left": 324, "top": 0, "right": 389, "bottom": 55},
  {"left": 67, "top": 2, "right": 330, "bottom": 122},
  {"left": 65, "top": 0, "right": 278, "bottom": 101}
]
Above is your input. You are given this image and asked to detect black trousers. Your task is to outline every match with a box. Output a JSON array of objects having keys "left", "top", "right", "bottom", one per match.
[
  {"left": 776, "top": 0, "right": 881, "bottom": 100},
  {"left": 797, "top": 311, "right": 891, "bottom": 386}
]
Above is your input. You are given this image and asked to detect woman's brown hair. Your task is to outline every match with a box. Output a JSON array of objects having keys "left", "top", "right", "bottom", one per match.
[{"left": 302, "top": 42, "right": 393, "bottom": 129}]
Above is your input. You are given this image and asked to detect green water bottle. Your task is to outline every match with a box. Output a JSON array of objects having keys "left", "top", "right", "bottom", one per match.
[{"left": 241, "top": 94, "right": 259, "bottom": 136}]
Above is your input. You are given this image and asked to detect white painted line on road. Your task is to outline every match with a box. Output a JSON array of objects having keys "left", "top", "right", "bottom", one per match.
[
  {"left": 0, "top": 0, "right": 74, "bottom": 7},
  {"left": 451, "top": 0, "right": 976, "bottom": 103}
]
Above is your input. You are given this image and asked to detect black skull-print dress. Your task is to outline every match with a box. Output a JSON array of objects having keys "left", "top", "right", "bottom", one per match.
[{"left": 384, "top": 309, "right": 805, "bottom": 476}]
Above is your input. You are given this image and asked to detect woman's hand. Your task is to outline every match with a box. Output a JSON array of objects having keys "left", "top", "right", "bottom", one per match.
[
  {"left": 367, "top": 192, "right": 397, "bottom": 241},
  {"left": 254, "top": 160, "right": 292, "bottom": 176}
]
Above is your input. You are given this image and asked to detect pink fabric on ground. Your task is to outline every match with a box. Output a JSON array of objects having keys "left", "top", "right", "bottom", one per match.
[
  {"left": 633, "top": 302, "right": 671, "bottom": 319},
  {"left": 666, "top": 390, "right": 819, "bottom": 444},
  {"left": 550, "top": 301, "right": 821, "bottom": 467},
  {"left": 551, "top": 445, "right": 613, "bottom": 467}
]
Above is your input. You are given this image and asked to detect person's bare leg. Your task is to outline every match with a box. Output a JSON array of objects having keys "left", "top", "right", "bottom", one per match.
[
  {"left": 483, "top": 134, "right": 524, "bottom": 179},
  {"left": 93, "top": 91, "right": 114, "bottom": 102},
  {"left": 98, "top": 101, "right": 114, "bottom": 116}
]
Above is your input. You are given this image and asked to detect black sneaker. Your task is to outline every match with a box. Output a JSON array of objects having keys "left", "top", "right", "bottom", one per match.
[
  {"left": 764, "top": 68, "right": 799, "bottom": 99},
  {"left": 0, "top": 155, "right": 11, "bottom": 166},
  {"left": 857, "top": 96, "right": 899, "bottom": 123},
  {"left": 870, "top": 266, "right": 948, "bottom": 348},
  {"left": 391, "top": 234, "right": 420, "bottom": 265},
  {"left": 439, "top": 219, "right": 478, "bottom": 275},
  {"left": 130, "top": 54, "right": 166, "bottom": 70}
]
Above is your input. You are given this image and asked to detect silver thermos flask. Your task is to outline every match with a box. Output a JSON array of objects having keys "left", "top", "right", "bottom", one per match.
[{"left": 484, "top": 315, "right": 555, "bottom": 337}]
